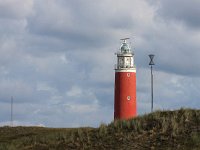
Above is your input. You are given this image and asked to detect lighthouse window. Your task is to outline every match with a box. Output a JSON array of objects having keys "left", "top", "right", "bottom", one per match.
[
  {"left": 127, "top": 96, "right": 131, "bottom": 100},
  {"left": 127, "top": 73, "right": 130, "bottom": 77}
]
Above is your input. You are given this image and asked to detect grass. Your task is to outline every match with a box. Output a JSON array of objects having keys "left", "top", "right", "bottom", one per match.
[{"left": 0, "top": 108, "right": 199, "bottom": 149}]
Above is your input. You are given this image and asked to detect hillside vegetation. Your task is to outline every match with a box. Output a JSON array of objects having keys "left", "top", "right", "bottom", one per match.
[{"left": 0, "top": 108, "right": 199, "bottom": 149}]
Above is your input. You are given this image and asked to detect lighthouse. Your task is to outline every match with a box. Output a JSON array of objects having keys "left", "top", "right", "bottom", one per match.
[{"left": 114, "top": 38, "right": 137, "bottom": 120}]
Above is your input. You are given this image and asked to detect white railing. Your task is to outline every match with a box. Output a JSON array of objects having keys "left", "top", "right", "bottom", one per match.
[
  {"left": 114, "top": 64, "right": 136, "bottom": 70},
  {"left": 115, "top": 51, "right": 134, "bottom": 55}
]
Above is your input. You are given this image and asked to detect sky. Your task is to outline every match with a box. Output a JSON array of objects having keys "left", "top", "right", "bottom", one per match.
[{"left": 0, "top": 0, "right": 200, "bottom": 127}]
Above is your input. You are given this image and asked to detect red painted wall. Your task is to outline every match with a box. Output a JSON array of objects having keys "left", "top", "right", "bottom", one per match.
[{"left": 114, "top": 72, "right": 137, "bottom": 120}]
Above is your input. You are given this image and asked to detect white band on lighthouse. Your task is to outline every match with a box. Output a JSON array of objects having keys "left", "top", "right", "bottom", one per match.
[{"left": 115, "top": 69, "right": 136, "bottom": 73}]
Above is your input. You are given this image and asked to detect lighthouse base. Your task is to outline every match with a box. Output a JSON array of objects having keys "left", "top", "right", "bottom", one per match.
[{"left": 114, "top": 71, "right": 137, "bottom": 120}]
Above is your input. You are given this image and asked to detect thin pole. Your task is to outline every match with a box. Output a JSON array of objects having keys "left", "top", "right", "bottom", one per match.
[
  {"left": 11, "top": 96, "right": 13, "bottom": 127},
  {"left": 151, "top": 66, "right": 153, "bottom": 112}
]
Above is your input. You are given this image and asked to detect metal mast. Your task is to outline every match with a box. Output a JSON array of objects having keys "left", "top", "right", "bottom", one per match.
[{"left": 149, "top": 54, "right": 155, "bottom": 112}]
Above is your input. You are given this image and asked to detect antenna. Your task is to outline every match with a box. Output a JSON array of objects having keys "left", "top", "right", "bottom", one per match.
[
  {"left": 120, "top": 38, "right": 130, "bottom": 43},
  {"left": 11, "top": 96, "right": 13, "bottom": 127}
]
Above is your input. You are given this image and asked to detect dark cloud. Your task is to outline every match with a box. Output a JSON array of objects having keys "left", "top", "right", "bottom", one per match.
[
  {"left": 0, "top": 0, "right": 33, "bottom": 19},
  {"left": 157, "top": 0, "right": 200, "bottom": 28},
  {"left": 26, "top": 0, "right": 114, "bottom": 50}
]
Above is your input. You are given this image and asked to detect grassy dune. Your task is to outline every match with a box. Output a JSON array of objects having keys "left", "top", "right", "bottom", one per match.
[{"left": 0, "top": 108, "right": 199, "bottom": 149}]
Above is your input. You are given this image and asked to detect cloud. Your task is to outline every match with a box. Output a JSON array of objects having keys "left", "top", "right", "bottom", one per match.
[
  {"left": 0, "top": 79, "right": 34, "bottom": 103},
  {"left": 0, "top": 0, "right": 33, "bottom": 19},
  {"left": 66, "top": 85, "right": 82, "bottom": 97},
  {"left": 26, "top": 0, "right": 156, "bottom": 51},
  {"left": 66, "top": 103, "right": 98, "bottom": 114},
  {"left": 0, "top": 121, "right": 45, "bottom": 127},
  {"left": 156, "top": 0, "right": 200, "bottom": 28},
  {"left": 137, "top": 68, "right": 200, "bottom": 114}
]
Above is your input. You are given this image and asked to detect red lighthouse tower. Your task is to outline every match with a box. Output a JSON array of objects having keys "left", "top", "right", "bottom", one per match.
[{"left": 114, "top": 38, "right": 137, "bottom": 120}]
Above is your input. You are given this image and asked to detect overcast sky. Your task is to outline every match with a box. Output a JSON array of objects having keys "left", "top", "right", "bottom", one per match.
[{"left": 0, "top": 0, "right": 200, "bottom": 127}]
